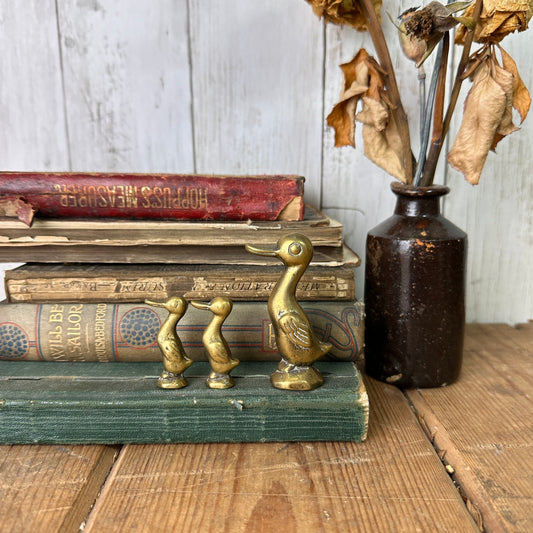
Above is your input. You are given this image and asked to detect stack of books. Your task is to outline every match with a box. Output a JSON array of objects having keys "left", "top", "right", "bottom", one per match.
[{"left": 0, "top": 172, "right": 364, "bottom": 364}]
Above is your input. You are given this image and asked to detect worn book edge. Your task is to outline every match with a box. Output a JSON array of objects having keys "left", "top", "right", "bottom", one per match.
[
  {"left": 0, "top": 361, "right": 369, "bottom": 444},
  {"left": 4, "top": 263, "right": 356, "bottom": 303}
]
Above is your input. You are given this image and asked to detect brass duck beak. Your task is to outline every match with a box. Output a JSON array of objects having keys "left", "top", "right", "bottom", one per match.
[
  {"left": 144, "top": 299, "right": 164, "bottom": 307},
  {"left": 190, "top": 301, "right": 210, "bottom": 311},
  {"left": 244, "top": 243, "right": 279, "bottom": 257}
]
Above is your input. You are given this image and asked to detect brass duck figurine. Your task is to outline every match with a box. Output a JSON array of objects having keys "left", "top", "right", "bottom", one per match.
[
  {"left": 246, "top": 233, "right": 331, "bottom": 390},
  {"left": 191, "top": 296, "right": 239, "bottom": 389},
  {"left": 145, "top": 297, "right": 193, "bottom": 389}
]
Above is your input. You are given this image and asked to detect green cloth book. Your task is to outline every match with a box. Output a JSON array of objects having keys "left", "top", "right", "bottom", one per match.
[{"left": 0, "top": 361, "right": 368, "bottom": 444}]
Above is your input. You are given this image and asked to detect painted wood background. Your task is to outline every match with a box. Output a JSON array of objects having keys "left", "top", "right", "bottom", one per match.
[{"left": 0, "top": 0, "right": 531, "bottom": 323}]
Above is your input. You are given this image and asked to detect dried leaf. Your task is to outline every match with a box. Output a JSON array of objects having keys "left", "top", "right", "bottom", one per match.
[
  {"left": 455, "top": 0, "right": 532, "bottom": 42},
  {"left": 327, "top": 50, "right": 369, "bottom": 146},
  {"left": 356, "top": 97, "right": 406, "bottom": 182},
  {"left": 447, "top": 62, "right": 508, "bottom": 184},
  {"left": 499, "top": 45, "right": 531, "bottom": 122},
  {"left": 491, "top": 61, "right": 519, "bottom": 149},
  {"left": 305, "top": 0, "right": 382, "bottom": 31},
  {"left": 326, "top": 49, "right": 386, "bottom": 147},
  {"left": 356, "top": 95, "right": 389, "bottom": 130},
  {"left": 327, "top": 91, "right": 361, "bottom": 146}
]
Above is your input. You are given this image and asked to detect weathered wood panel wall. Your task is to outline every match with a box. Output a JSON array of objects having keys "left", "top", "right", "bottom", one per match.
[{"left": 0, "top": 1, "right": 531, "bottom": 323}]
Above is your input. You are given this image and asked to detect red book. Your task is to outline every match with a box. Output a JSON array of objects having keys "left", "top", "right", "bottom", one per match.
[{"left": 0, "top": 172, "right": 305, "bottom": 225}]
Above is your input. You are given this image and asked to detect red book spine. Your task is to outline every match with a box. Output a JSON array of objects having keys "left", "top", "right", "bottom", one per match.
[{"left": 0, "top": 172, "right": 305, "bottom": 222}]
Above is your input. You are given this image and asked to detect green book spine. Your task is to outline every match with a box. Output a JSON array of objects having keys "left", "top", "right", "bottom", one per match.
[
  {"left": 0, "top": 300, "right": 364, "bottom": 362},
  {"left": 0, "top": 361, "right": 369, "bottom": 444}
]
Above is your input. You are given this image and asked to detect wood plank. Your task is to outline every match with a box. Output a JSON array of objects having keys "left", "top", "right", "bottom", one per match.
[
  {"left": 407, "top": 324, "right": 533, "bottom": 532},
  {"left": 464, "top": 323, "right": 533, "bottom": 395},
  {"left": 0, "top": 362, "right": 368, "bottom": 444},
  {"left": 0, "top": 444, "right": 119, "bottom": 533},
  {"left": 0, "top": 1, "right": 69, "bottom": 171},
  {"left": 82, "top": 377, "right": 478, "bottom": 532},
  {"left": 56, "top": 0, "right": 194, "bottom": 172},
  {"left": 511, "top": 321, "right": 533, "bottom": 351},
  {"left": 188, "top": 0, "right": 324, "bottom": 207},
  {"left": 472, "top": 322, "right": 533, "bottom": 356}
]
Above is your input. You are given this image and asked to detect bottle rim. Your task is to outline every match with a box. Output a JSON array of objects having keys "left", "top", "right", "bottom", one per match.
[{"left": 391, "top": 181, "right": 449, "bottom": 197}]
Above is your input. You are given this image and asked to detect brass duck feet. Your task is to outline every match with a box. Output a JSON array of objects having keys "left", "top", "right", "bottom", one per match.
[
  {"left": 157, "top": 370, "right": 188, "bottom": 389},
  {"left": 206, "top": 371, "right": 235, "bottom": 389},
  {"left": 271, "top": 359, "right": 324, "bottom": 391}
]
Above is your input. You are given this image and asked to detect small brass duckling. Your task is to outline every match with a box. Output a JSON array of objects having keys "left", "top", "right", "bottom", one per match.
[
  {"left": 145, "top": 297, "right": 193, "bottom": 389},
  {"left": 245, "top": 233, "right": 332, "bottom": 390},
  {"left": 191, "top": 296, "right": 239, "bottom": 389}
]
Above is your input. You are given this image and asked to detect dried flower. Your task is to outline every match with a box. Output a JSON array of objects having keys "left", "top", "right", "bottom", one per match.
[
  {"left": 304, "top": 0, "right": 531, "bottom": 185},
  {"left": 455, "top": 0, "right": 533, "bottom": 43},
  {"left": 305, "top": 0, "right": 382, "bottom": 31},
  {"left": 396, "top": 1, "right": 474, "bottom": 66}
]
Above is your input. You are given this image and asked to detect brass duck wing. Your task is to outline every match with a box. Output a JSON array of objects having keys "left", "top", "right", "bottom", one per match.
[
  {"left": 161, "top": 337, "right": 192, "bottom": 372},
  {"left": 278, "top": 313, "right": 314, "bottom": 349}
]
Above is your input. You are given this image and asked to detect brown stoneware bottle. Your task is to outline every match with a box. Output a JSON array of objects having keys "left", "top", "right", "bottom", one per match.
[{"left": 364, "top": 182, "right": 467, "bottom": 388}]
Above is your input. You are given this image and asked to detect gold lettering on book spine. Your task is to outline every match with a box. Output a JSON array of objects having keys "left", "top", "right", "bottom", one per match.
[
  {"left": 140, "top": 186, "right": 208, "bottom": 210},
  {"left": 45, "top": 303, "right": 86, "bottom": 361},
  {"left": 53, "top": 183, "right": 208, "bottom": 211},
  {"left": 47, "top": 304, "right": 66, "bottom": 360},
  {"left": 66, "top": 304, "right": 83, "bottom": 360},
  {"left": 94, "top": 303, "right": 108, "bottom": 362}
]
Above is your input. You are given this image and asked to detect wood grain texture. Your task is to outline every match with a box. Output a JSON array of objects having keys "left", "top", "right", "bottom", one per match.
[
  {"left": 81, "top": 377, "right": 478, "bottom": 533},
  {"left": 188, "top": 0, "right": 325, "bottom": 208},
  {"left": 407, "top": 323, "right": 533, "bottom": 533},
  {"left": 0, "top": 444, "right": 119, "bottom": 533},
  {"left": 56, "top": 0, "right": 194, "bottom": 173},
  {"left": 0, "top": 1, "right": 69, "bottom": 171}
]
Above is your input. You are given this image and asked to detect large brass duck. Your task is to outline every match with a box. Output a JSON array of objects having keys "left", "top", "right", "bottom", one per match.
[
  {"left": 145, "top": 297, "right": 193, "bottom": 389},
  {"left": 246, "top": 233, "right": 331, "bottom": 390},
  {"left": 191, "top": 296, "right": 239, "bottom": 389}
]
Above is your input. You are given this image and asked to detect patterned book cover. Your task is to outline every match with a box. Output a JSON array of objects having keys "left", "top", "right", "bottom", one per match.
[{"left": 0, "top": 300, "right": 364, "bottom": 362}]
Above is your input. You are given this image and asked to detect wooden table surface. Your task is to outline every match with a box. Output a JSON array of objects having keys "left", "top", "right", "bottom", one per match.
[{"left": 1, "top": 323, "right": 531, "bottom": 532}]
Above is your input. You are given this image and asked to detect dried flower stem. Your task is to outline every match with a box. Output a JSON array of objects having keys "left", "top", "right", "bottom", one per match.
[
  {"left": 420, "top": 0, "right": 484, "bottom": 186},
  {"left": 359, "top": 0, "right": 415, "bottom": 183},
  {"left": 414, "top": 32, "right": 450, "bottom": 187},
  {"left": 432, "top": 33, "right": 450, "bottom": 147}
]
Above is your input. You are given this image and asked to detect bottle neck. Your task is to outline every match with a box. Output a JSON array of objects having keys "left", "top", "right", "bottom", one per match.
[
  {"left": 394, "top": 195, "right": 442, "bottom": 216},
  {"left": 391, "top": 182, "right": 448, "bottom": 217}
]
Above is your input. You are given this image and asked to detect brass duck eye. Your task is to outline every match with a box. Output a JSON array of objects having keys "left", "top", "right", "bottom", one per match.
[{"left": 288, "top": 242, "right": 302, "bottom": 256}]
